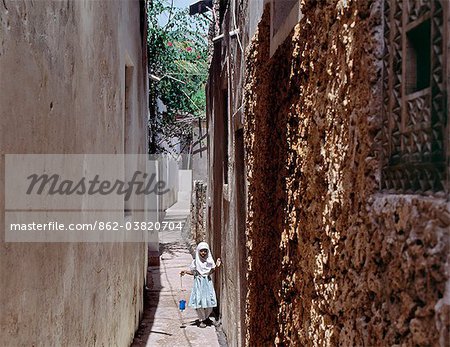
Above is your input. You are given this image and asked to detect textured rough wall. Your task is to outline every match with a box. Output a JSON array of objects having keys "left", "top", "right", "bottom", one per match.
[
  {"left": 191, "top": 180, "right": 207, "bottom": 243},
  {"left": 205, "top": 1, "right": 249, "bottom": 344},
  {"left": 0, "top": 1, "right": 147, "bottom": 346},
  {"left": 244, "top": 1, "right": 449, "bottom": 346},
  {"left": 244, "top": 6, "right": 289, "bottom": 345}
]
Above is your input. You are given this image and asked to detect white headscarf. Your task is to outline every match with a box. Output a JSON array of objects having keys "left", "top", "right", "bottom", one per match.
[{"left": 190, "top": 242, "right": 215, "bottom": 276}]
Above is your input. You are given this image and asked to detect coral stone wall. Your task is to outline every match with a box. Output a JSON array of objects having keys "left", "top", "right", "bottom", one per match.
[{"left": 244, "top": 1, "right": 449, "bottom": 346}]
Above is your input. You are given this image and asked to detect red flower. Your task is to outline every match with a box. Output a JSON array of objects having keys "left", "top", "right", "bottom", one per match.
[
  {"left": 186, "top": 46, "right": 192, "bottom": 52},
  {"left": 167, "top": 41, "right": 173, "bottom": 46}
]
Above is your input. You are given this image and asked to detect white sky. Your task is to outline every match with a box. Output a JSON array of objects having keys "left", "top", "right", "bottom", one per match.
[{"left": 157, "top": 0, "right": 195, "bottom": 27}]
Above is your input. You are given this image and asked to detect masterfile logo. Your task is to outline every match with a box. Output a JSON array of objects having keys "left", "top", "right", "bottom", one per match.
[{"left": 25, "top": 171, "right": 170, "bottom": 201}]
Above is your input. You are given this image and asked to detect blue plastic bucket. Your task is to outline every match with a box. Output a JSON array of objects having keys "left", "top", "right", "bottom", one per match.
[{"left": 179, "top": 299, "right": 186, "bottom": 311}]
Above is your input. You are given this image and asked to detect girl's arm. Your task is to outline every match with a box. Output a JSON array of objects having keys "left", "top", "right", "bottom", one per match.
[
  {"left": 209, "top": 258, "right": 222, "bottom": 275},
  {"left": 180, "top": 270, "right": 194, "bottom": 276}
]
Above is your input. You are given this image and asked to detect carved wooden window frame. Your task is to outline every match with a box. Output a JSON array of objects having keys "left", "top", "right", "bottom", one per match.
[{"left": 381, "top": 0, "right": 448, "bottom": 194}]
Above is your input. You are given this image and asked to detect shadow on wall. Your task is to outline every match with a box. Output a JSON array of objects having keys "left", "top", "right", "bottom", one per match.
[
  {"left": 245, "top": 0, "right": 449, "bottom": 346},
  {"left": 243, "top": 7, "right": 286, "bottom": 345}
]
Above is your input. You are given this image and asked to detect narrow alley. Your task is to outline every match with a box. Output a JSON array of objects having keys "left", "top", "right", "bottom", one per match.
[
  {"left": 1, "top": 0, "right": 449, "bottom": 346},
  {"left": 131, "top": 202, "right": 224, "bottom": 347}
]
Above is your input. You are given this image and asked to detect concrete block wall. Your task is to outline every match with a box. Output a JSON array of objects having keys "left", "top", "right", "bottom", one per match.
[
  {"left": 178, "top": 170, "right": 193, "bottom": 202},
  {"left": 159, "top": 156, "right": 179, "bottom": 211}
]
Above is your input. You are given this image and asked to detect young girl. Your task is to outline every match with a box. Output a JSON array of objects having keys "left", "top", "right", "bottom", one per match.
[{"left": 180, "top": 242, "right": 221, "bottom": 328}]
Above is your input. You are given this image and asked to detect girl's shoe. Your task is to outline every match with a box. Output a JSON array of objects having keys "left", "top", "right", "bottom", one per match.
[
  {"left": 204, "top": 317, "right": 220, "bottom": 327},
  {"left": 199, "top": 321, "right": 207, "bottom": 328}
]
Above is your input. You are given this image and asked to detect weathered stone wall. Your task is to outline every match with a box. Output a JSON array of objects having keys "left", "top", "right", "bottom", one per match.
[
  {"left": 191, "top": 180, "right": 207, "bottom": 243},
  {"left": 205, "top": 1, "right": 250, "bottom": 345},
  {"left": 0, "top": 1, "right": 148, "bottom": 346},
  {"left": 244, "top": 1, "right": 449, "bottom": 346}
]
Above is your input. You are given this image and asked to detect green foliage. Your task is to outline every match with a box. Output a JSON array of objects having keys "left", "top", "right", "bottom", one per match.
[{"left": 147, "top": 0, "right": 209, "bottom": 154}]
